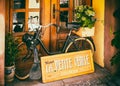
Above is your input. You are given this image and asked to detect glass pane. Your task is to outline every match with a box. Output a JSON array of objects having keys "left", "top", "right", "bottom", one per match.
[
  {"left": 60, "top": 11, "right": 68, "bottom": 28},
  {"left": 60, "top": 11, "right": 68, "bottom": 22},
  {"left": 74, "top": 0, "right": 84, "bottom": 7},
  {"left": 60, "top": 0, "right": 69, "bottom": 8},
  {"left": 14, "top": 0, "right": 25, "bottom": 9},
  {"left": 13, "top": 12, "right": 25, "bottom": 32},
  {"left": 29, "top": 0, "right": 40, "bottom": 8},
  {"left": 28, "top": 12, "right": 40, "bottom": 31},
  {"left": 74, "top": 0, "right": 91, "bottom": 7}
]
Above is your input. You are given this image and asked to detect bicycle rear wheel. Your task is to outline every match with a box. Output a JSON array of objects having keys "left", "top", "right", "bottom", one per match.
[
  {"left": 65, "top": 37, "right": 94, "bottom": 55},
  {"left": 15, "top": 42, "right": 33, "bottom": 80}
]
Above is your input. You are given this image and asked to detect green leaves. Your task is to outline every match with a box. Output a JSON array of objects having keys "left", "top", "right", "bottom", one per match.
[
  {"left": 111, "top": 31, "right": 120, "bottom": 49},
  {"left": 75, "top": 5, "right": 96, "bottom": 28},
  {"left": 111, "top": 31, "right": 120, "bottom": 65},
  {"left": 5, "top": 33, "right": 19, "bottom": 66},
  {"left": 110, "top": 50, "right": 120, "bottom": 65}
]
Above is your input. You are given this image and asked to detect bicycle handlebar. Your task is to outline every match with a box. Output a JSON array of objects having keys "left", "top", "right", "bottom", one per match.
[
  {"left": 38, "top": 23, "right": 53, "bottom": 28},
  {"left": 37, "top": 23, "right": 60, "bottom": 33},
  {"left": 29, "top": 16, "right": 38, "bottom": 20},
  {"left": 28, "top": 16, "right": 60, "bottom": 32}
]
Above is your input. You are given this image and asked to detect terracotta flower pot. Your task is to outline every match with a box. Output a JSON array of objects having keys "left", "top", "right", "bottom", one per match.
[{"left": 5, "top": 65, "right": 15, "bottom": 82}]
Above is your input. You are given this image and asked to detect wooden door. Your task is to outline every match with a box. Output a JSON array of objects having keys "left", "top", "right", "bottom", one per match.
[
  {"left": 39, "top": 0, "right": 57, "bottom": 54},
  {"left": 49, "top": 0, "right": 92, "bottom": 52},
  {"left": 49, "top": 0, "right": 58, "bottom": 52},
  {"left": 50, "top": 0, "right": 74, "bottom": 52}
]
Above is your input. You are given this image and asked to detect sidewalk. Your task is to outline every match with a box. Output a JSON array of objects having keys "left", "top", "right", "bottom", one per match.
[{"left": 5, "top": 64, "right": 120, "bottom": 86}]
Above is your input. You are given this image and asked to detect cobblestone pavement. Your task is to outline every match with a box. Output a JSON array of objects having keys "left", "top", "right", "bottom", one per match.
[{"left": 5, "top": 64, "right": 120, "bottom": 86}]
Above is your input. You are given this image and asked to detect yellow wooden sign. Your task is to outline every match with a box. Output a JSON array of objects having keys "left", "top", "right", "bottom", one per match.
[{"left": 41, "top": 50, "right": 94, "bottom": 83}]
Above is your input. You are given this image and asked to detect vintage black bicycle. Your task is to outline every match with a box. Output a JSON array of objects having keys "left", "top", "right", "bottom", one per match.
[{"left": 15, "top": 16, "right": 95, "bottom": 80}]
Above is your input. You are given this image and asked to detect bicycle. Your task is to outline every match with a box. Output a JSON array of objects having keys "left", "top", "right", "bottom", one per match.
[{"left": 15, "top": 16, "right": 95, "bottom": 80}]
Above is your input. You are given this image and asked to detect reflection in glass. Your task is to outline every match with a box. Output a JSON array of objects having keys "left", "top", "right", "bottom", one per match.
[
  {"left": 13, "top": 12, "right": 25, "bottom": 32},
  {"left": 60, "top": 11, "right": 68, "bottom": 28},
  {"left": 74, "top": 0, "right": 91, "bottom": 7},
  {"left": 14, "top": 0, "right": 25, "bottom": 9},
  {"left": 29, "top": 0, "right": 40, "bottom": 8},
  {"left": 28, "top": 12, "right": 40, "bottom": 31},
  {"left": 60, "top": 0, "right": 69, "bottom": 8},
  {"left": 74, "top": 0, "right": 84, "bottom": 7},
  {"left": 60, "top": 11, "right": 68, "bottom": 22}
]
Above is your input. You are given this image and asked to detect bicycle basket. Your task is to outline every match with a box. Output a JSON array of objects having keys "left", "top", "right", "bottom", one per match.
[{"left": 72, "top": 27, "right": 95, "bottom": 37}]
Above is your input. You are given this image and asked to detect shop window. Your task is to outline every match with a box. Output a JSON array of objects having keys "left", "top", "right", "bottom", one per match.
[
  {"left": 59, "top": 0, "right": 91, "bottom": 28},
  {"left": 14, "top": 0, "right": 25, "bottom": 9},
  {"left": 10, "top": 0, "right": 91, "bottom": 34},
  {"left": 60, "top": 0, "right": 69, "bottom": 8},
  {"left": 10, "top": 0, "right": 40, "bottom": 34},
  {"left": 59, "top": 0, "right": 73, "bottom": 28}
]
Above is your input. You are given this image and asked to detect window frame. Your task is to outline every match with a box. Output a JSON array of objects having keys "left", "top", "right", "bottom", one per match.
[
  {"left": 58, "top": 0, "right": 92, "bottom": 24},
  {"left": 59, "top": 0, "right": 73, "bottom": 23},
  {"left": 10, "top": 0, "right": 40, "bottom": 36}
]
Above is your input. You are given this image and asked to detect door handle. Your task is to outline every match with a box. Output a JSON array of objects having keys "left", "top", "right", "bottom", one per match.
[{"left": 53, "top": 4, "right": 55, "bottom": 19}]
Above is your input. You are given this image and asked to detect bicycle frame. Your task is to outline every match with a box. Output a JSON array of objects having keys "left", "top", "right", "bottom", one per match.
[
  {"left": 15, "top": 16, "right": 96, "bottom": 80},
  {"left": 36, "top": 29, "right": 79, "bottom": 55},
  {"left": 22, "top": 16, "right": 96, "bottom": 56},
  {"left": 23, "top": 16, "right": 82, "bottom": 55},
  {"left": 22, "top": 24, "right": 95, "bottom": 58}
]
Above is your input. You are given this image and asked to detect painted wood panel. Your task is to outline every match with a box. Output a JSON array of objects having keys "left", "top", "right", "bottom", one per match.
[
  {"left": 41, "top": 50, "right": 94, "bottom": 83},
  {"left": 92, "top": 0, "right": 105, "bottom": 67}
]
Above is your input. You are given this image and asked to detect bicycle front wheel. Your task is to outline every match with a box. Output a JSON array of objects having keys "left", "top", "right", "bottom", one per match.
[
  {"left": 15, "top": 42, "right": 33, "bottom": 80},
  {"left": 65, "top": 37, "right": 94, "bottom": 55}
]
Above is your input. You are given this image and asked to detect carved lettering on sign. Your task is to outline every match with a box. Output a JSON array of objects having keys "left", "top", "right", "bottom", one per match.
[{"left": 41, "top": 50, "right": 94, "bottom": 83}]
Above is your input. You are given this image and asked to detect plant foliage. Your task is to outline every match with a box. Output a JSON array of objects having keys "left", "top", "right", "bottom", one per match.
[
  {"left": 74, "top": 5, "right": 96, "bottom": 28},
  {"left": 5, "top": 33, "right": 19, "bottom": 66},
  {"left": 111, "top": 31, "right": 120, "bottom": 65}
]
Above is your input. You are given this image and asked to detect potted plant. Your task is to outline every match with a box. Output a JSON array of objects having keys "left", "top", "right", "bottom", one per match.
[
  {"left": 74, "top": 5, "right": 96, "bottom": 28},
  {"left": 110, "top": 31, "right": 120, "bottom": 75},
  {"left": 5, "top": 33, "right": 19, "bottom": 82},
  {"left": 73, "top": 5, "right": 96, "bottom": 37}
]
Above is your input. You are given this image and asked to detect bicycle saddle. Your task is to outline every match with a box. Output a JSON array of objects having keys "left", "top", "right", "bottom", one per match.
[{"left": 67, "top": 22, "right": 81, "bottom": 30}]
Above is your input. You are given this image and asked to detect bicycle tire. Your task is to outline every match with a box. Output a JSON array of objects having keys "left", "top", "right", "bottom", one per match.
[
  {"left": 15, "top": 42, "right": 33, "bottom": 80},
  {"left": 65, "top": 37, "right": 94, "bottom": 55}
]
